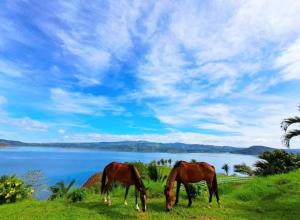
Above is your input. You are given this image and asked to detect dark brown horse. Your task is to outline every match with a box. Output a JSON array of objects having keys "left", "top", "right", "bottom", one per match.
[
  {"left": 164, "top": 161, "right": 220, "bottom": 211},
  {"left": 101, "top": 162, "right": 147, "bottom": 212}
]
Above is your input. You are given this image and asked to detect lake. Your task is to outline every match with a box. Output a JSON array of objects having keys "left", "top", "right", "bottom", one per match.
[{"left": 0, "top": 146, "right": 257, "bottom": 183}]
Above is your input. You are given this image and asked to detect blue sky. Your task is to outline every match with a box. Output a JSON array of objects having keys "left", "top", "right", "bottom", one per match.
[{"left": 0, "top": 0, "right": 300, "bottom": 147}]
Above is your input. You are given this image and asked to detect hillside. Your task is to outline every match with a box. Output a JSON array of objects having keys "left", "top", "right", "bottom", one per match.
[
  {"left": 0, "top": 170, "right": 299, "bottom": 220},
  {"left": 1, "top": 139, "right": 299, "bottom": 155},
  {"left": 234, "top": 145, "right": 275, "bottom": 155}
]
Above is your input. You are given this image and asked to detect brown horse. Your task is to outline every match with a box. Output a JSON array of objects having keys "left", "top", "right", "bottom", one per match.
[
  {"left": 101, "top": 162, "right": 147, "bottom": 212},
  {"left": 164, "top": 161, "right": 220, "bottom": 211}
]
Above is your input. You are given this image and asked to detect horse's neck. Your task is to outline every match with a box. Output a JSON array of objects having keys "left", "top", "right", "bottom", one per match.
[
  {"left": 167, "top": 168, "right": 178, "bottom": 189},
  {"left": 131, "top": 166, "right": 143, "bottom": 189}
]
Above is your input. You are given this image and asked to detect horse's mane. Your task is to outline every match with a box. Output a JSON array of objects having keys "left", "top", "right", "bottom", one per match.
[
  {"left": 173, "top": 160, "right": 183, "bottom": 168},
  {"left": 166, "top": 161, "right": 182, "bottom": 188},
  {"left": 130, "top": 165, "right": 145, "bottom": 189}
]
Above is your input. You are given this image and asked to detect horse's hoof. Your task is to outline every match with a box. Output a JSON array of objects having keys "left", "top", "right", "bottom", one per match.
[
  {"left": 124, "top": 201, "right": 128, "bottom": 206},
  {"left": 218, "top": 203, "right": 222, "bottom": 208},
  {"left": 207, "top": 203, "right": 212, "bottom": 209}
]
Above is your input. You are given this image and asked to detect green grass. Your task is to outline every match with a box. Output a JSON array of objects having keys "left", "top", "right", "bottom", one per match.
[{"left": 1, "top": 170, "right": 299, "bottom": 220}]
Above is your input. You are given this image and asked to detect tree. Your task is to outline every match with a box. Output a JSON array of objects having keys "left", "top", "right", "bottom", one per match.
[
  {"left": 190, "top": 159, "right": 197, "bottom": 163},
  {"left": 281, "top": 105, "right": 300, "bottom": 148},
  {"left": 234, "top": 163, "right": 254, "bottom": 176},
  {"left": 160, "top": 159, "right": 165, "bottom": 166},
  {"left": 168, "top": 159, "right": 172, "bottom": 166},
  {"left": 255, "top": 150, "right": 300, "bottom": 176},
  {"left": 222, "top": 164, "right": 230, "bottom": 176}
]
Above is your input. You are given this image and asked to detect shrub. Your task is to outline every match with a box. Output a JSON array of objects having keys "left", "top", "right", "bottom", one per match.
[
  {"left": 148, "top": 163, "right": 162, "bottom": 182},
  {"left": 234, "top": 163, "right": 254, "bottom": 176},
  {"left": 255, "top": 150, "right": 300, "bottom": 176},
  {"left": 67, "top": 188, "right": 86, "bottom": 203},
  {"left": 127, "top": 161, "right": 148, "bottom": 179},
  {"left": 23, "top": 170, "right": 47, "bottom": 198},
  {"left": 187, "top": 183, "right": 207, "bottom": 199},
  {"left": 0, "top": 175, "right": 33, "bottom": 205},
  {"left": 48, "top": 180, "right": 75, "bottom": 200}
]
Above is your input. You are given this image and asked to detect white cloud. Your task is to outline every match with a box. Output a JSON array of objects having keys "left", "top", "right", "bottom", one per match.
[
  {"left": 0, "top": 97, "right": 48, "bottom": 132},
  {"left": 58, "top": 129, "right": 65, "bottom": 134},
  {"left": 0, "top": 96, "right": 7, "bottom": 105},
  {"left": 50, "top": 88, "right": 124, "bottom": 115},
  {"left": 0, "top": 59, "right": 24, "bottom": 77},
  {"left": 275, "top": 37, "right": 300, "bottom": 80}
]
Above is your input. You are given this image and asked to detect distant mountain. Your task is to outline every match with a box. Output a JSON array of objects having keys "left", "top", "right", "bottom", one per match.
[
  {"left": 233, "top": 145, "right": 275, "bottom": 155},
  {"left": 0, "top": 139, "right": 26, "bottom": 146},
  {"left": 0, "top": 139, "right": 299, "bottom": 155}
]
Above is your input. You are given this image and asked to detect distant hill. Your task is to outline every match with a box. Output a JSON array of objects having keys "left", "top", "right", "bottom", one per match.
[
  {"left": 0, "top": 139, "right": 26, "bottom": 146},
  {"left": 0, "top": 139, "right": 299, "bottom": 155},
  {"left": 233, "top": 145, "right": 275, "bottom": 155}
]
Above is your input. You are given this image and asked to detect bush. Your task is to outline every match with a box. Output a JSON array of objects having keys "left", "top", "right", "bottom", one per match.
[
  {"left": 127, "top": 161, "right": 148, "bottom": 179},
  {"left": 48, "top": 180, "right": 75, "bottom": 200},
  {"left": 148, "top": 163, "right": 162, "bottom": 182},
  {"left": 67, "top": 188, "right": 86, "bottom": 203},
  {"left": 255, "top": 150, "right": 300, "bottom": 176},
  {"left": 0, "top": 175, "right": 33, "bottom": 204},
  {"left": 234, "top": 163, "right": 254, "bottom": 176},
  {"left": 187, "top": 183, "right": 207, "bottom": 199}
]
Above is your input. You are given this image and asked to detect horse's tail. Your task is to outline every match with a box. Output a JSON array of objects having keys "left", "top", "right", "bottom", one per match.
[
  {"left": 212, "top": 169, "right": 220, "bottom": 202},
  {"left": 101, "top": 167, "right": 107, "bottom": 194}
]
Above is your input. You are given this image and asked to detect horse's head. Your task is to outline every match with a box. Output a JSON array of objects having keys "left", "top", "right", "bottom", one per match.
[
  {"left": 164, "top": 185, "right": 174, "bottom": 211},
  {"left": 139, "top": 187, "right": 148, "bottom": 212}
]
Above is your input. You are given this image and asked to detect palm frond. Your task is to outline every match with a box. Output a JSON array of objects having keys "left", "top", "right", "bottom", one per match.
[
  {"left": 281, "top": 116, "right": 300, "bottom": 131},
  {"left": 282, "top": 129, "right": 300, "bottom": 148},
  {"left": 65, "top": 179, "right": 76, "bottom": 194}
]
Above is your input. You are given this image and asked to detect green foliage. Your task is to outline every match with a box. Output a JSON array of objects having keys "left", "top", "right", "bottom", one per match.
[
  {"left": 281, "top": 105, "right": 300, "bottom": 148},
  {"left": 48, "top": 180, "right": 75, "bottom": 200},
  {"left": 255, "top": 150, "right": 300, "bottom": 176},
  {"left": 234, "top": 163, "right": 254, "bottom": 176},
  {"left": 222, "top": 163, "right": 230, "bottom": 176},
  {"left": 23, "top": 170, "right": 47, "bottom": 198},
  {"left": 67, "top": 188, "right": 86, "bottom": 203},
  {"left": 127, "top": 161, "right": 148, "bottom": 179},
  {"left": 187, "top": 183, "right": 207, "bottom": 199},
  {"left": 0, "top": 175, "right": 33, "bottom": 205},
  {"left": 1, "top": 170, "right": 300, "bottom": 219},
  {"left": 148, "top": 163, "right": 162, "bottom": 182}
]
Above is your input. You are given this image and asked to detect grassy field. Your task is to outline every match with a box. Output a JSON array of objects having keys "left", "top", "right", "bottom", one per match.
[{"left": 0, "top": 170, "right": 299, "bottom": 220}]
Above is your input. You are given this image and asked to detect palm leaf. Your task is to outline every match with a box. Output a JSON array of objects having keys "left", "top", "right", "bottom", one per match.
[
  {"left": 282, "top": 129, "right": 300, "bottom": 148},
  {"left": 65, "top": 179, "right": 76, "bottom": 194},
  {"left": 281, "top": 116, "right": 300, "bottom": 131}
]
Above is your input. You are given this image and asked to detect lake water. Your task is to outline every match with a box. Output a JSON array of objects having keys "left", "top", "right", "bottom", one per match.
[{"left": 0, "top": 146, "right": 257, "bottom": 187}]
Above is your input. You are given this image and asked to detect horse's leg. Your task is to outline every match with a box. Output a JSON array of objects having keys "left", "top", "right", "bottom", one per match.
[
  {"left": 135, "top": 187, "right": 140, "bottom": 211},
  {"left": 213, "top": 179, "right": 221, "bottom": 207},
  {"left": 175, "top": 181, "right": 181, "bottom": 205},
  {"left": 206, "top": 180, "right": 213, "bottom": 208},
  {"left": 106, "top": 180, "right": 113, "bottom": 206},
  {"left": 183, "top": 183, "right": 192, "bottom": 207},
  {"left": 124, "top": 186, "right": 130, "bottom": 206}
]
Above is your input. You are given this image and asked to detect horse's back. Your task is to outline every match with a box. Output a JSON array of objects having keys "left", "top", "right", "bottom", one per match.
[
  {"left": 176, "top": 161, "right": 215, "bottom": 182},
  {"left": 104, "top": 162, "right": 136, "bottom": 185}
]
